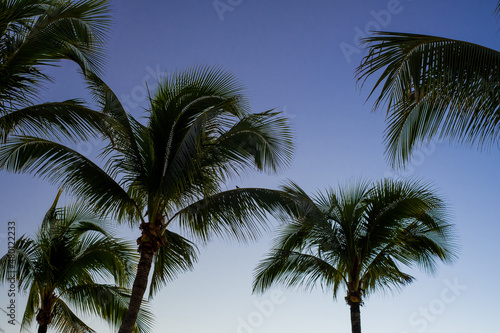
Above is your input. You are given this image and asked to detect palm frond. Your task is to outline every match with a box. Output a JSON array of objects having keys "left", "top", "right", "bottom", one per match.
[
  {"left": 0, "top": 236, "right": 37, "bottom": 291},
  {"left": 356, "top": 32, "right": 500, "bottom": 167},
  {"left": 0, "top": 99, "right": 112, "bottom": 143},
  {"left": 40, "top": 188, "right": 63, "bottom": 230},
  {"left": 152, "top": 64, "right": 248, "bottom": 117},
  {"left": 212, "top": 110, "right": 294, "bottom": 174},
  {"left": 361, "top": 251, "right": 415, "bottom": 295},
  {"left": 149, "top": 230, "right": 199, "bottom": 298},
  {"left": 176, "top": 188, "right": 295, "bottom": 243},
  {"left": 6, "top": 0, "right": 111, "bottom": 72},
  {"left": 62, "top": 284, "right": 155, "bottom": 333},
  {"left": 51, "top": 299, "right": 95, "bottom": 333},
  {"left": 0, "top": 135, "right": 139, "bottom": 220},
  {"left": 20, "top": 282, "right": 41, "bottom": 332},
  {"left": 85, "top": 72, "right": 142, "bottom": 157},
  {"left": 0, "top": 0, "right": 111, "bottom": 105},
  {"left": 70, "top": 234, "right": 137, "bottom": 287},
  {"left": 253, "top": 249, "right": 344, "bottom": 296}
]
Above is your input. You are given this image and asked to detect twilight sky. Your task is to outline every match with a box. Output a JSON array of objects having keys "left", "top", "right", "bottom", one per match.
[{"left": 1, "top": 0, "right": 500, "bottom": 332}]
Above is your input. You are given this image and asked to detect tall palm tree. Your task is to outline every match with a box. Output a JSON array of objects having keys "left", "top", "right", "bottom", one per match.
[
  {"left": 355, "top": 2, "right": 500, "bottom": 168},
  {"left": 0, "top": 66, "right": 295, "bottom": 333},
  {"left": 0, "top": 0, "right": 112, "bottom": 143},
  {"left": 253, "top": 179, "right": 457, "bottom": 333},
  {"left": 0, "top": 190, "right": 154, "bottom": 333}
]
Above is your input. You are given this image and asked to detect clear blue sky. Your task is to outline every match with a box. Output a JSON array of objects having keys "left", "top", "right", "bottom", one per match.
[{"left": 1, "top": 0, "right": 500, "bottom": 332}]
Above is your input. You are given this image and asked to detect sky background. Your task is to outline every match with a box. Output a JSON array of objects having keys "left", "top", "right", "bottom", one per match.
[{"left": 1, "top": 0, "right": 500, "bottom": 332}]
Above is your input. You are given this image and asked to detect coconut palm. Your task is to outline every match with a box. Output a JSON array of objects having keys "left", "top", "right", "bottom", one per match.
[
  {"left": 355, "top": 2, "right": 500, "bottom": 168},
  {"left": 253, "top": 179, "right": 457, "bottom": 333},
  {"left": 0, "top": 190, "right": 154, "bottom": 333},
  {"left": 0, "top": 66, "right": 295, "bottom": 333},
  {"left": 0, "top": 0, "right": 112, "bottom": 143}
]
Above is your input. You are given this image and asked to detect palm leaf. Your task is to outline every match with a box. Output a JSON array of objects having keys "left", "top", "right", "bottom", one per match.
[
  {"left": 356, "top": 32, "right": 500, "bottom": 167},
  {"left": 0, "top": 99, "right": 113, "bottom": 143},
  {"left": 51, "top": 299, "right": 95, "bottom": 333},
  {"left": 62, "top": 284, "right": 155, "bottom": 333},
  {"left": 149, "top": 229, "right": 199, "bottom": 298},
  {"left": 20, "top": 282, "right": 41, "bottom": 331},
  {"left": 176, "top": 188, "right": 295, "bottom": 243},
  {"left": 0, "top": 236, "right": 37, "bottom": 291},
  {"left": 253, "top": 250, "right": 344, "bottom": 295},
  {"left": 0, "top": 135, "right": 139, "bottom": 220},
  {"left": 211, "top": 110, "right": 294, "bottom": 174},
  {"left": 0, "top": 0, "right": 111, "bottom": 106}
]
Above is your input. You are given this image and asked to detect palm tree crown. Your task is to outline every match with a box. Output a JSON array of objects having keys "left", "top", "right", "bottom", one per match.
[
  {"left": 0, "top": 66, "right": 295, "bottom": 332},
  {"left": 253, "top": 179, "right": 457, "bottom": 333},
  {"left": 0, "top": 190, "right": 154, "bottom": 333}
]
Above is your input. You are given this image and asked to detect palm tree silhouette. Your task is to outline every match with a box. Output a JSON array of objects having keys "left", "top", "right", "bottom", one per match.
[{"left": 253, "top": 179, "right": 457, "bottom": 333}]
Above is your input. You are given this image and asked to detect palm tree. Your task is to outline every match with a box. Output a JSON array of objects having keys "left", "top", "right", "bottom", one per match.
[
  {"left": 0, "top": 190, "right": 154, "bottom": 333},
  {"left": 1, "top": 0, "right": 112, "bottom": 143},
  {"left": 355, "top": 2, "right": 500, "bottom": 168},
  {"left": 0, "top": 66, "right": 295, "bottom": 333},
  {"left": 253, "top": 179, "right": 457, "bottom": 333}
]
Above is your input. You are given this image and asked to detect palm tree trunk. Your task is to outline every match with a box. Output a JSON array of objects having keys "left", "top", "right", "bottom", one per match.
[
  {"left": 36, "top": 304, "right": 52, "bottom": 333},
  {"left": 118, "top": 247, "right": 155, "bottom": 333},
  {"left": 349, "top": 302, "right": 361, "bottom": 333}
]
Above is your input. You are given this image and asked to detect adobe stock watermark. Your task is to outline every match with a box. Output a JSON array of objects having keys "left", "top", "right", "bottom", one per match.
[
  {"left": 213, "top": 0, "right": 244, "bottom": 22},
  {"left": 400, "top": 278, "right": 467, "bottom": 333},
  {"left": 233, "top": 289, "right": 286, "bottom": 333},
  {"left": 5, "top": 221, "right": 16, "bottom": 326},
  {"left": 384, "top": 137, "right": 444, "bottom": 179},
  {"left": 340, "top": 0, "right": 413, "bottom": 64}
]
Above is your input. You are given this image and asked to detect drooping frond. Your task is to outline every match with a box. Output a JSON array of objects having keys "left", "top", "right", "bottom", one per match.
[
  {"left": 0, "top": 135, "right": 138, "bottom": 219},
  {"left": 69, "top": 233, "right": 137, "bottom": 287},
  {"left": 148, "top": 230, "right": 199, "bottom": 298},
  {"left": 0, "top": 0, "right": 111, "bottom": 106},
  {"left": 253, "top": 249, "right": 345, "bottom": 296},
  {"left": 360, "top": 248, "right": 415, "bottom": 294},
  {"left": 20, "top": 282, "right": 41, "bottom": 331},
  {"left": 356, "top": 32, "right": 500, "bottom": 167},
  {"left": 0, "top": 236, "right": 37, "bottom": 291},
  {"left": 0, "top": 99, "right": 113, "bottom": 143},
  {"left": 62, "top": 284, "right": 155, "bottom": 333},
  {"left": 51, "top": 299, "right": 95, "bottom": 333}
]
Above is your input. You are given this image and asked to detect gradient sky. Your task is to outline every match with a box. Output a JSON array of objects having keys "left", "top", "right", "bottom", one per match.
[{"left": 1, "top": 0, "right": 500, "bottom": 332}]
